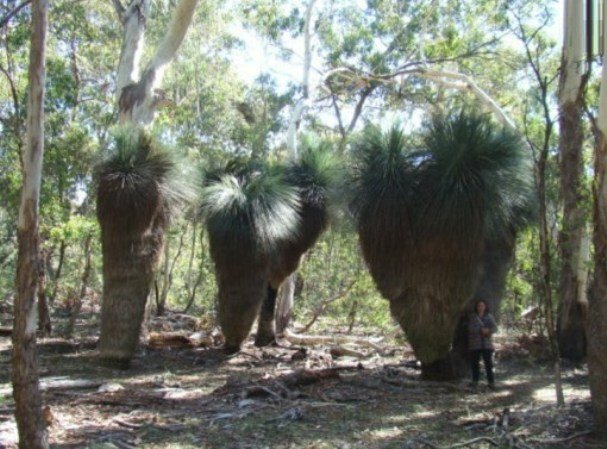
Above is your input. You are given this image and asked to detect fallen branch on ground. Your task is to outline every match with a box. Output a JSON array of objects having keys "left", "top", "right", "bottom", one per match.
[
  {"left": 527, "top": 431, "right": 592, "bottom": 444},
  {"left": 147, "top": 331, "right": 213, "bottom": 349},
  {"left": 407, "top": 435, "right": 499, "bottom": 449},
  {"left": 0, "top": 376, "right": 102, "bottom": 396},
  {"left": 283, "top": 328, "right": 384, "bottom": 352}
]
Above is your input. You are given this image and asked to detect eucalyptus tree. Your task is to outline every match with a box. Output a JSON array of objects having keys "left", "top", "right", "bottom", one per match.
[
  {"left": 11, "top": 0, "right": 50, "bottom": 446},
  {"left": 556, "top": 0, "right": 591, "bottom": 362}
]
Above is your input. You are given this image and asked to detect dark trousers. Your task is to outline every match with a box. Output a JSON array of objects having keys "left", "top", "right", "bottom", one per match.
[{"left": 470, "top": 349, "right": 494, "bottom": 385}]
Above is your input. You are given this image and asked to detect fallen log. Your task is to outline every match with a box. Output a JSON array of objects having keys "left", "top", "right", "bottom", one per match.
[
  {"left": 283, "top": 328, "right": 384, "bottom": 352},
  {"left": 0, "top": 376, "right": 102, "bottom": 396}
]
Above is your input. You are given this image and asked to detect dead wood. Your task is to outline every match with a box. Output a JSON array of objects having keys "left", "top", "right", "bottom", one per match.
[
  {"left": 147, "top": 331, "right": 213, "bottom": 349},
  {"left": 329, "top": 345, "right": 365, "bottom": 359},
  {"left": 283, "top": 328, "right": 384, "bottom": 352},
  {"left": 0, "top": 326, "right": 12, "bottom": 336},
  {"left": 0, "top": 377, "right": 102, "bottom": 396},
  {"left": 281, "top": 368, "right": 342, "bottom": 387},
  {"left": 113, "top": 417, "right": 144, "bottom": 429},
  {"left": 527, "top": 430, "right": 592, "bottom": 444}
]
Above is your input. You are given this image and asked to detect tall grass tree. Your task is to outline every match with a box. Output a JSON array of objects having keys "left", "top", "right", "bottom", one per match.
[
  {"left": 202, "top": 140, "right": 341, "bottom": 352},
  {"left": 96, "top": 128, "right": 182, "bottom": 368},
  {"left": 350, "top": 111, "right": 533, "bottom": 379}
]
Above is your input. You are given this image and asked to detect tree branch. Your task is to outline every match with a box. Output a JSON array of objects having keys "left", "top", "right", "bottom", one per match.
[
  {"left": 0, "top": 0, "right": 32, "bottom": 29},
  {"left": 411, "top": 68, "right": 516, "bottom": 130},
  {"left": 110, "top": 0, "right": 125, "bottom": 21}
]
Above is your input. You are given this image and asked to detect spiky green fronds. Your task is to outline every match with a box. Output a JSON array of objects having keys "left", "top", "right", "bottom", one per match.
[
  {"left": 348, "top": 125, "right": 417, "bottom": 299},
  {"left": 201, "top": 161, "right": 300, "bottom": 256},
  {"left": 418, "top": 111, "right": 534, "bottom": 238},
  {"left": 287, "top": 136, "right": 343, "bottom": 211},
  {"left": 349, "top": 111, "right": 534, "bottom": 364},
  {"left": 96, "top": 127, "right": 184, "bottom": 232}
]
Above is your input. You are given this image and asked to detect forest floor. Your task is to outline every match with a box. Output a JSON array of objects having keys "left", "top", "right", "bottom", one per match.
[{"left": 0, "top": 307, "right": 599, "bottom": 449}]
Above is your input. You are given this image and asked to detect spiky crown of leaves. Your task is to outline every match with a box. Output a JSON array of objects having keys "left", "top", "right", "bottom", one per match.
[
  {"left": 200, "top": 137, "right": 342, "bottom": 251},
  {"left": 349, "top": 110, "right": 535, "bottom": 239}
]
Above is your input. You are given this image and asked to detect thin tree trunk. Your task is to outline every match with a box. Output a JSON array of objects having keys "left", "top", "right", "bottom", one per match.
[
  {"left": 275, "top": 274, "right": 295, "bottom": 335},
  {"left": 11, "top": 0, "right": 49, "bottom": 446},
  {"left": 49, "top": 239, "right": 66, "bottom": 303},
  {"left": 275, "top": 0, "right": 317, "bottom": 329},
  {"left": 156, "top": 238, "right": 171, "bottom": 316},
  {"left": 157, "top": 231, "right": 185, "bottom": 315},
  {"left": 65, "top": 234, "right": 93, "bottom": 338},
  {"left": 36, "top": 250, "right": 50, "bottom": 336},
  {"left": 537, "top": 140, "right": 565, "bottom": 407},
  {"left": 556, "top": 0, "right": 590, "bottom": 362},
  {"left": 588, "top": 5, "right": 607, "bottom": 434}
]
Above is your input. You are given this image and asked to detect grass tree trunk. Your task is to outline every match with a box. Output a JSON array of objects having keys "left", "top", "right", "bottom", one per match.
[
  {"left": 11, "top": 0, "right": 50, "bottom": 446},
  {"left": 98, "top": 206, "right": 166, "bottom": 367},
  {"left": 588, "top": 7, "right": 607, "bottom": 435},
  {"left": 557, "top": 0, "right": 590, "bottom": 362}
]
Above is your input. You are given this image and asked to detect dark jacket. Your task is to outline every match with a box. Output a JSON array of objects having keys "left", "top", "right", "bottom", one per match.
[{"left": 468, "top": 312, "right": 497, "bottom": 351}]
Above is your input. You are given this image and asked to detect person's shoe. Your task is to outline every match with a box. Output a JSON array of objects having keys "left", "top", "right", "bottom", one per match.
[{"left": 488, "top": 383, "right": 497, "bottom": 391}]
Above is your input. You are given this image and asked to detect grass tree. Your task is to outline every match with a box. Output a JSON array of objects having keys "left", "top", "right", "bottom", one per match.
[
  {"left": 96, "top": 128, "right": 181, "bottom": 368},
  {"left": 202, "top": 140, "right": 340, "bottom": 353},
  {"left": 350, "top": 111, "right": 533, "bottom": 379}
]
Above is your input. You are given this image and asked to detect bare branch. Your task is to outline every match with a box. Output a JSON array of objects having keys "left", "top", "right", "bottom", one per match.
[
  {"left": 0, "top": 0, "right": 32, "bottom": 29},
  {"left": 110, "top": 0, "right": 125, "bottom": 21}
]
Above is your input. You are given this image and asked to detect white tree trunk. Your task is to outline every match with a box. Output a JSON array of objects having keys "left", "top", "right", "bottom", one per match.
[
  {"left": 117, "top": 0, "right": 199, "bottom": 125},
  {"left": 556, "top": 0, "right": 589, "bottom": 362},
  {"left": 115, "top": 0, "right": 149, "bottom": 102},
  {"left": 276, "top": 0, "right": 317, "bottom": 332},
  {"left": 12, "top": 0, "right": 50, "bottom": 447}
]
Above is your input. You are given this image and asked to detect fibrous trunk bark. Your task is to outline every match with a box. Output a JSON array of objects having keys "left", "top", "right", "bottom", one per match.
[
  {"left": 12, "top": 0, "right": 50, "bottom": 447},
  {"left": 556, "top": 0, "right": 589, "bottom": 362},
  {"left": 99, "top": 212, "right": 166, "bottom": 368}
]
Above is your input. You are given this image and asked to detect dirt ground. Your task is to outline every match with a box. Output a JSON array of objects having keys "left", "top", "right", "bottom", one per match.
[{"left": 0, "top": 310, "right": 599, "bottom": 449}]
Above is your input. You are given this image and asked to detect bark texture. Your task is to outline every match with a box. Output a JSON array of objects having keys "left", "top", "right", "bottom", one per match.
[
  {"left": 12, "top": 0, "right": 50, "bottom": 447},
  {"left": 97, "top": 190, "right": 167, "bottom": 368},
  {"left": 589, "top": 133, "right": 607, "bottom": 438},
  {"left": 556, "top": 2, "right": 590, "bottom": 359}
]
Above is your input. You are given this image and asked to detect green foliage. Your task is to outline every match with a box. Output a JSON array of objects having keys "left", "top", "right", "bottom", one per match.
[
  {"left": 418, "top": 111, "right": 535, "bottom": 238},
  {"left": 348, "top": 110, "right": 535, "bottom": 362},
  {"left": 201, "top": 159, "right": 300, "bottom": 253}
]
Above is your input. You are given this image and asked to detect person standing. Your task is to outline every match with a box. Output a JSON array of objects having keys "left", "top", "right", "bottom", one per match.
[{"left": 469, "top": 299, "right": 497, "bottom": 389}]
